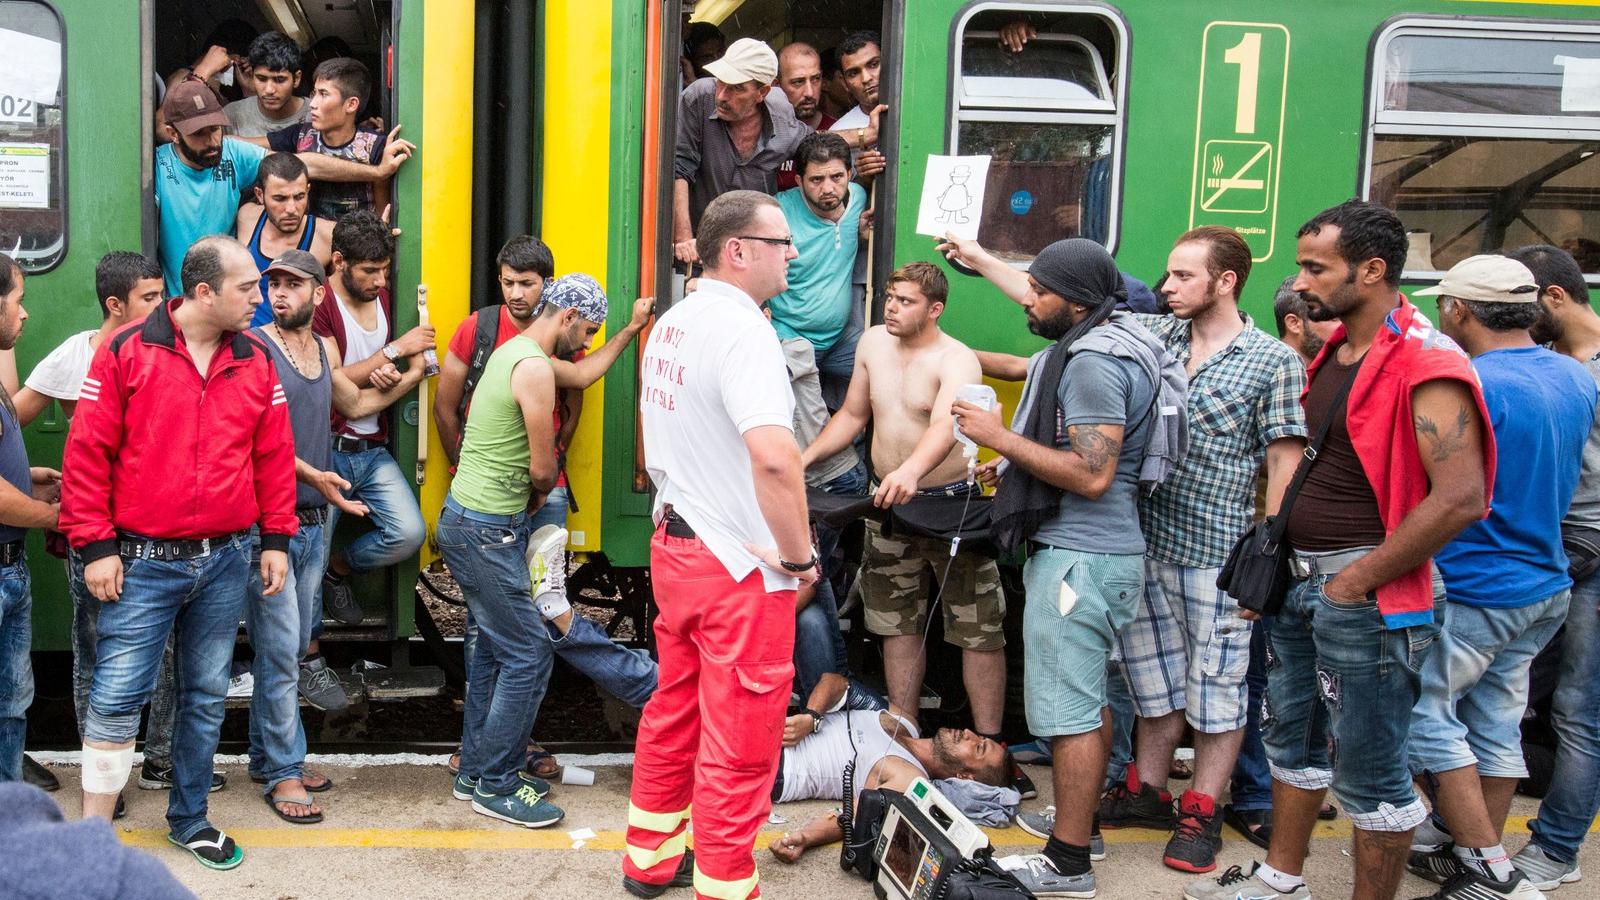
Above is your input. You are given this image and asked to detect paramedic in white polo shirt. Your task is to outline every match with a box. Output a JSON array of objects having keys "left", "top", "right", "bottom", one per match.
[{"left": 622, "top": 190, "right": 819, "bottom": 900}]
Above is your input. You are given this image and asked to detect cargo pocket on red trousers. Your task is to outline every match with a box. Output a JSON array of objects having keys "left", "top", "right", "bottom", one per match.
[{"left": 724, "top": 659, "right": 795, "bottom": 764}]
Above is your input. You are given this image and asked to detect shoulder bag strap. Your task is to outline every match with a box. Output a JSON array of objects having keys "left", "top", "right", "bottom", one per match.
[{"left": 1267, "top": 355, "right": 1365, "bottom": 542}]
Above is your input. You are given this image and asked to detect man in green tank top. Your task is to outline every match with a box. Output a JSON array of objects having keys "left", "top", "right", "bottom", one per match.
[{"left": 437, "top": 275, "right": 609, "bottom": 829}]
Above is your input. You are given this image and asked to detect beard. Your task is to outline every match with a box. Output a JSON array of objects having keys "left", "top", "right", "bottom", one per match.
[
  {"left": 176, "top": 138, "right": 222, "bottom": 169},
  {"left": 1027, "top": 306, "right": 1077, "bottom": 340},
  {"left": 1299, "top": 329, "right": 1327, "bottom": 360},
  {"left": 1530, "top": 308, "right": 1562, "bottom": 345},
  {"left": 930, "top": 729, "right": 964, "bottom": 773},
  {"left": 274, "top": 301, "right": 315, "bottom": 331}
]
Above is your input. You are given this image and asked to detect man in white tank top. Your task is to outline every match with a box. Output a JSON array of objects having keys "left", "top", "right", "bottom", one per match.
[{"left": 767, "top": 707, "right": 1013, "bottom": 865}]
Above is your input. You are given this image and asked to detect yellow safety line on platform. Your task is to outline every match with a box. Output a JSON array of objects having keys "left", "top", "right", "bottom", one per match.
[{"left": 117, "top": 816, "right": 1594, "bottom": 853}]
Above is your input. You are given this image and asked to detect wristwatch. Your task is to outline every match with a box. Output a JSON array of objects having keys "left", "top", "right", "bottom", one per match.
[
  {"left": 382, "top": 343, "right": 400, "bottom": 361},
  {"left": 802, "top": 708, "right": 823, "bottom": 733},
  {"left": 856, "top": 127, "right": 866, "bottom": 147}
]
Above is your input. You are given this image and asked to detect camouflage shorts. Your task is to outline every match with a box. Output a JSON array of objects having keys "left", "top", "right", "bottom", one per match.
[{"left": 860, "top": 520, "right": 1006, "bottom": 650}]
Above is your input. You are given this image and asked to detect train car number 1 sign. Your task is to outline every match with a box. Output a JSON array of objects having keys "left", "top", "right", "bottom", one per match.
[{"left": 1188, "top": 22, "right": 1290, "bottom": 262}]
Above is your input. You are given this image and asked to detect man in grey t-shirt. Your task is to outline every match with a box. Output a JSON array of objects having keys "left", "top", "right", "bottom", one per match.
[
  {"left": 223, "top": 32, "right": 310, "bottom": 138},
  {"left": 947, "top": 237, "right": 1163, "bottom": 898}
]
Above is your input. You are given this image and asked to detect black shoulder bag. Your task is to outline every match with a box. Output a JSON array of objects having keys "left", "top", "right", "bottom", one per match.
[{"left": 1217, "top": 360, "right": 1362, "bottom": 616}]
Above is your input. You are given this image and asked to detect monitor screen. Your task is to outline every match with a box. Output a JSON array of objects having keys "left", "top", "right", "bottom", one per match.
[{"left": 883, "top": 815, "right": 928, "bottom": 895}]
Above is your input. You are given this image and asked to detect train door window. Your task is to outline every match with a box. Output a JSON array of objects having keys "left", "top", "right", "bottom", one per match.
[
  {"left": 951, "top": 4, "right": 1126, "bottom": 266},
  {"left": 1364, "top": 19, "right": 1600, "bottom": 280},
  {"left": 0, "top": 0, "right": 66, "bottom": 273}
]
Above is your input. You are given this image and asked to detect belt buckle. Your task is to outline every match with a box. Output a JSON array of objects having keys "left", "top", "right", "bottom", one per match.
[
  {"left": 197, "top": 538, "right": 211, "bottom": 559},
  {"left": 1289, "top": 555, "right": 1311, "bottom": 579}
]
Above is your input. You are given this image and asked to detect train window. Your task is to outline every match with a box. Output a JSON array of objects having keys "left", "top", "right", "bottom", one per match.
[
  {"left": 952, "top": 6, "right": 1126, "bottom": 266},
  {"left": 1365, "top": 20, "right": 1600, "bottom": 279},
  {"left": 0, "top": 0, "right": 66, "bottom": 274}
]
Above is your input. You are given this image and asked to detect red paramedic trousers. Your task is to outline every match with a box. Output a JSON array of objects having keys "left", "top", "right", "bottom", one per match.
[{"left": 623, "top": 524, "right": 796, "bottom": 900}]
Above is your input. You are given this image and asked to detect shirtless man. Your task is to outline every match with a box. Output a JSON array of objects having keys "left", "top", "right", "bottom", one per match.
[
  {"left": 236, "top": 153, "right": 333, "bottom": 327},
  {"left": 802, "top": 261, "right": 1010, "bottom": 754},
  {"left": 768, "top": 706, "right": 1012, "bottom": 865}
]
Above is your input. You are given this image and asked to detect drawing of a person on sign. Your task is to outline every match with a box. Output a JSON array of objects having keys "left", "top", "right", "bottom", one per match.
[{"left": 937, "top": 164, "right": 974, "bottom": 224}]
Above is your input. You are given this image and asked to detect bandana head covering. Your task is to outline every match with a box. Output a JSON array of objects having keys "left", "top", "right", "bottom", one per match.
[{"left": 537, "top": 273, "right": 608, "bottom": 324}]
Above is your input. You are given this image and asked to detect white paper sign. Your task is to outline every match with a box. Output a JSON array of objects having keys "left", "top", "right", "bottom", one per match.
[
  {"left": 0, "top": 143, "right": 50, "bottom": 209},
  {"left": 915, "top": 154, "right": 991, "bottom": 242},
  {"left": 1555, "top": 55, "right": 1600, "bottom": 113},
  {"left": 0, "top": 29, "right": 61, "bottom": 107}
]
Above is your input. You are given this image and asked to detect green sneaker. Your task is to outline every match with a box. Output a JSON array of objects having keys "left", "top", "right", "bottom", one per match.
[
  {"left": 471, "top": 783, "right": 565, "bottom": 828},
  {"left": 453, "top": 769, "right": 550, "bottom": 801}
]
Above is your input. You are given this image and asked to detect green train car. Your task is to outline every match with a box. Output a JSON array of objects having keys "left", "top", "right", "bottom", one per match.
[{"left": 3, "top": 0, "right": 1598, "bottom": 669}]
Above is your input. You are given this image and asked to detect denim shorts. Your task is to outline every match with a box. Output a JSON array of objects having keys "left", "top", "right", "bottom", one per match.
[
  {"left": 1021, "top": 546, "right": 1143, "bottom": 737},
  {"left": 1410, "top": 590, "right": 1569, "bottom": 779},
  {"left": 1263, "top": 565, "right": 1444, "bottom": 832}
]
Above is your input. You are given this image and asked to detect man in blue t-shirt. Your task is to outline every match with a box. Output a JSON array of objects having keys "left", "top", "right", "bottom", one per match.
[
  {"left": 1407, "top": 255, "right": 1598, "bottom": 899},
  {"left": 771, "top": 132, "right": 867, "bottom": 407},
  {"left": 155, "top": 78, "right": 413, "bottom": 298}
]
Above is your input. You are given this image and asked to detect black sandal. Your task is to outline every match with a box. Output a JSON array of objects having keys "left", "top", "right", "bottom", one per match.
[
  {"left": 265, "top": 791, "right": 324, "bottom": 825},
  {"left": 1222, "top": 804, "right": 1273, "bottom": 850}
]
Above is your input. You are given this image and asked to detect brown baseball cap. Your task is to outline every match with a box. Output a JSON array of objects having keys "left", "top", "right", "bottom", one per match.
[
  {"left": 163, "top": 80, "right": 229, "bottom": 136},
  {"left": 264, "top": 249, "right": 326, "bottom": 286}
]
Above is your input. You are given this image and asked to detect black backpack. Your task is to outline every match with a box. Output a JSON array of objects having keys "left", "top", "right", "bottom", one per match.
[{"left": 458, "top": 303, "right": 503, "bottom": 425}]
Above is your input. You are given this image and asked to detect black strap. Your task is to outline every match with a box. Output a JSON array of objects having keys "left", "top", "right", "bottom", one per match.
[
  {"left": 1268, "top": 353, "right": 1365, "bottom": 543},
  {"left": 457, "top": 304, "right": 502, "bottom": 428}
]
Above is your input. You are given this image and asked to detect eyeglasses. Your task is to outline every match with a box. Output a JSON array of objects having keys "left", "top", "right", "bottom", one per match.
[{"left": 738, "top": 235, "right": 795, "bottom": 247}]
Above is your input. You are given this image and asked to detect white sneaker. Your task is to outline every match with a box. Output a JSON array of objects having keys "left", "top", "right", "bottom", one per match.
[
  {"left": 1184, "top": 863, "right": 1310, "bottom": 900},
  {"left": 525, "top": 525, "right": 569, "bottom": 607},
  {"left": 1512, "top": 844, "right": 1582, "bottom": 892},
  {"left": 226, "top": 671, "right": 254, "bottom": 699}
]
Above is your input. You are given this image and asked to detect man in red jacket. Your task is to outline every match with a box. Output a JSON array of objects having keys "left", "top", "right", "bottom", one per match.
[{"left": 61, "top": 235, "right": 297, "bottom": 872}]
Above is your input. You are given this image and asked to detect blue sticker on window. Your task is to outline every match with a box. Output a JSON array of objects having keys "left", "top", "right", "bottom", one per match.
[{"left": 1010, "top": 190, "right": 1035, "bottom": 215}]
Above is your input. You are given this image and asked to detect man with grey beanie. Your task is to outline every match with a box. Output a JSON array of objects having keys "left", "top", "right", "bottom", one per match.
[{"left": 942, "top": 233, "right": 1187, "bottom": 898}]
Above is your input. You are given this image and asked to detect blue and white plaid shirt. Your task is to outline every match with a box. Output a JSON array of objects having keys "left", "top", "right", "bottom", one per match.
[{"left": 1135, "top": 313, "right": 1307, "bottom": 567}]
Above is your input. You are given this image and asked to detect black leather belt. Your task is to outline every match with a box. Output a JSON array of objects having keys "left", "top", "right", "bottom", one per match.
[
  {"left": 297, "top": 507, "right": 328, "bottom": 526},
  {"left": 333, "top": 435, "right": 382, "bottom": 453},
  {"left": 662, "top": 507, "right": 696, "bottom": 539},
  {"left": 118, "top": 531, "right": 246, "bottom": 561},
  {"left": 0, "top": 540, "right": 24, "bottom": 566}
]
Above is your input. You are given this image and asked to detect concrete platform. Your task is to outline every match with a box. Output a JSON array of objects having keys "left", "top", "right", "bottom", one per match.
[{"left": 30, "top": 757, "right": 1600, "bottom": 899}]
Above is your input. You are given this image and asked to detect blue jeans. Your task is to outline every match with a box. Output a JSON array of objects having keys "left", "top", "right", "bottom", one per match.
[
  {"left": 84, "top": 535, "right": 249, "bottom": 841},
  {"left": 795, "top": 466, "right": 867, "bottom": 700},
  {"left": 246, "top": 522, "right": 327, "bottom": 792},
  {"left": 1411, "top": 591, "right": 1568, "bottom": 779},
  {"left": 1263, "top": 568, "right": 1443, "bottom": 833},
  {"left": 1229, "top": 622, "right": 1274, "bottom": 811},
  {"left": 1104, "top": 658, "right": 1135, "bottom": 789},
  {"left": 528, "top": 486, "right": 570, "bottom": 532},
  {"left": 814, "top": 327, "right": 862, "bottom": 411},
  {"left": 0, "top": 560, "right": 32, "bottom": 783},
  {"left": 1529, "top": 573, "right": 1600, "bottom": 863},
  {"left": 438, "top": 495, "right": 555, "bottom": 795},
  {"left": 68, "top": 550, "right": 180, "bottom": 762},
  {"left": 327, "top": 446, "right": 425, "bottom": 574}
]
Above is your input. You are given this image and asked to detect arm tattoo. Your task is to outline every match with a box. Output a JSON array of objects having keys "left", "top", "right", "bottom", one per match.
[
  {"left": 1069, "top": 424, "right": 1122, "bottom": 474},
  {"left": 1414, "top": 406, "right": 1470, "bottom": 463}
]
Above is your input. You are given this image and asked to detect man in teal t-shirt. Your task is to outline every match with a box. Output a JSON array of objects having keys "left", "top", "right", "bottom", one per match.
[
  {"left": 154, "top": 81, "right": 267, "bottom": 298},
  {"left": 771, "top": 132, "right": 867, "bottom": 406}
]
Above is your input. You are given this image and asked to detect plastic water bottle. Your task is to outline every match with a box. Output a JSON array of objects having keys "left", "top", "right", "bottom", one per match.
[{"left": 953, "top": 383, "right": 996, "bottom": 464}]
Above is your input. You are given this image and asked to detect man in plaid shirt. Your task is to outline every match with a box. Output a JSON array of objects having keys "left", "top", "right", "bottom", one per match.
[{"left": 1105, "top": 226, "right": 1307, "bottom": 874}]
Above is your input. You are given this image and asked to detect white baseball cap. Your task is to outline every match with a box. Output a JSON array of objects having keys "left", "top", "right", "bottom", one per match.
[
  {"left": 704, "top": 38, "right": 779, "bottom": 86},
  {"left": 1414, "top": 254, "right": 1540, "bottom": 304}
]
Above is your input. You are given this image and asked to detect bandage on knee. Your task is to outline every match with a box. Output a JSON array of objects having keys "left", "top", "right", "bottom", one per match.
[{"left": 81, "top": 745, "right": 135, "bottom": 794}]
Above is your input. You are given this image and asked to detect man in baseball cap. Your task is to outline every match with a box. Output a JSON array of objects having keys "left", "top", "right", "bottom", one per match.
[
  {"left": 704, "top": 37, "right": 779, "bottom": 85},
  {"left": 154, "top": 79, "right": 271, "bottom": 299},
  {"left": 672, "top": 37, "right": 808, "bottom": 263},
  {"left": 1409, "top": 252, "right": 1598, "bottom": 900}
]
